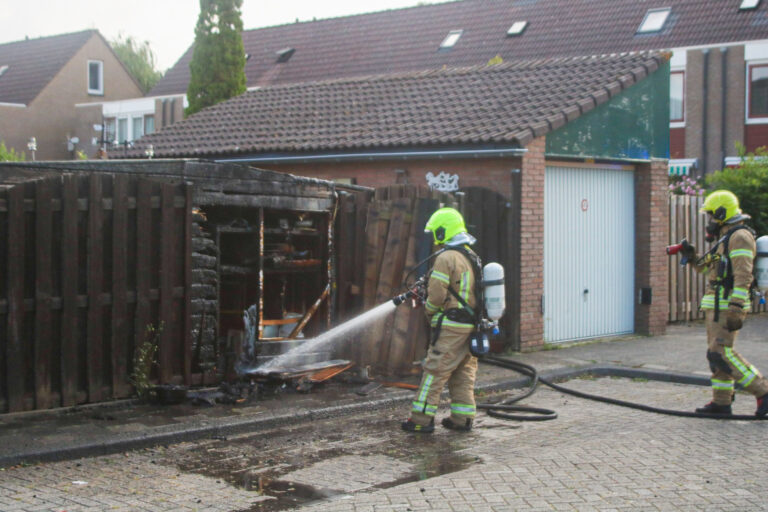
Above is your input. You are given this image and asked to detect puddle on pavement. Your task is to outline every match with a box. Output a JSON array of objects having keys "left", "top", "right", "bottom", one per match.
[{"left": 159, "top": 409, "right": 479, "bottom": 511}]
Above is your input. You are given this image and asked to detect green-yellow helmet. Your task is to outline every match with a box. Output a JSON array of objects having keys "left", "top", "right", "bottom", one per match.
[
  {"left": 700, "top": 190, "right": 741, "bottom": 223},
  {"left": 424, "top": 207, "right": 467, "bottom": 245}
]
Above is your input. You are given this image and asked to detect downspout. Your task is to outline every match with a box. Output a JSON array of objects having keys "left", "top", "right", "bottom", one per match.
[
  {"left": 720, "top": 47, "right": 728, "bottom": 171},
  {"left": 701, "top": 49, "right": 709, "bottom": 175}
]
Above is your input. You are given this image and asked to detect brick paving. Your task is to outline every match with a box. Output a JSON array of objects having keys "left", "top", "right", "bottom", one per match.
[{"left": 2, "top": 377, "right": 767, "bottom": 511}]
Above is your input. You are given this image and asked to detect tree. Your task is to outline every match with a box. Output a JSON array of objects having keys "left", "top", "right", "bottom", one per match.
[
  {"left": 706, "top": 144, "right": 768, "bottom": 236},
  {"left": 111, "top": 34, "right": 163, "bottom": 94},
  {"left": 0, "top": 141, "right": 25, "bottom": 161},
  {"left": 186, "top": 0, "right": 247, "bottom": 117}
]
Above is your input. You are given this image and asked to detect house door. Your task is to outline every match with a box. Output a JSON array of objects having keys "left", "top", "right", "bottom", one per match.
[{"left": 543, "top": 164, "right": 635, "bottom": 343}]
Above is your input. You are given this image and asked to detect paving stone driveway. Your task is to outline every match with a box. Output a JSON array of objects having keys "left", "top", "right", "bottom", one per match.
[{"left": 1, "top": 376, "right": 767, "bottom": 511}]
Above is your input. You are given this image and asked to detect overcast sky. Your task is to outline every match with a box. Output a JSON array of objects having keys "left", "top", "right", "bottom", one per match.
[{"left": 0, "top": 0, "right": 436, "bottom": 71}]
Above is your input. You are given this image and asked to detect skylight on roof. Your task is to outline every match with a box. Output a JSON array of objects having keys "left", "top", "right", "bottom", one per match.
[
  {"left": 740, "top": 0, "right": 761, "bottom": 9},
  {"left": 637, "top": 8, "right": 671, "bottom": 33},
  {"left": 275, "top": 47, "right": 295, "bottom": 63},
  {"left": 0, "top": 65, "right": 7, "bottom": 77},
  {"left": 507, "top": 21, "right": 528, "bottom": 36},
  {"left": 439, "top": 30, "right": 463, "bottom": 50}
]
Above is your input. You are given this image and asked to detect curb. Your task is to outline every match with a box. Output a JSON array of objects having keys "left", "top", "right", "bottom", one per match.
[{"left": 0, "top": 364, "right": 710, "bottom": 468}]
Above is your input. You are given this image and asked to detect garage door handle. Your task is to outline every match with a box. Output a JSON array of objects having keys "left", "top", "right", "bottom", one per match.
[{"left": 583, "top": 289, "right": 589, "bottom": 295}]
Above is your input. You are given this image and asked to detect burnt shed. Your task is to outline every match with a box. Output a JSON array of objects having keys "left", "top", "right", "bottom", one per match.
[{"left": 0, "top": 159, "right": 364, "bottom": 413}]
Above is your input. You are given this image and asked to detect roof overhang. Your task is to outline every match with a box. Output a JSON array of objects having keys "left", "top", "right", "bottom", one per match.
[{"left": 215, "top": 147, "right": 528, "bottom": 164}]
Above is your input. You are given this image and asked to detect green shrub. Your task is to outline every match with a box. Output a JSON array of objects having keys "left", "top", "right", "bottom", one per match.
[
  {"left": 706, "top": 144, "right": 768, "bottom": 237},
  {"left": 0, "top": 141, "right": 25, "bottom": 161}
]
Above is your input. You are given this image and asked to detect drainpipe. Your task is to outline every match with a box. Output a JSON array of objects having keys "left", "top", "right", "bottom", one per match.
[
  {"left": 720, "top": 47, "right": 728, "bottom": 171},
  {"left": 701, "top": 49, "right": 709, "bottom": 176}
]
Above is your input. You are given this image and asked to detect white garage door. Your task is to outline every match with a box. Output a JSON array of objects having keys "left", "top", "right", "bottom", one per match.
[{"left": 544, "top": 165, "right": 635, "bottom": 343}]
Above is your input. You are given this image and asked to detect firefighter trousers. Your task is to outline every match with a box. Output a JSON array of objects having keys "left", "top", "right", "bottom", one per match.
[
  {"left": 705, "top": 310, "right": 768, "bottom": 405},
  {"left": 409, "top": 327, "right": 477, "bottom": 426}
]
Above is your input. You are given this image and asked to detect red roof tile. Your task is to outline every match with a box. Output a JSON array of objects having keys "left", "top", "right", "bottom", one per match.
[
  {"left": 150, "top": 0, "right": 768, "bottom": 96},
  {"left": 126, "top": 51, "right": 669, "bottom": 158}
]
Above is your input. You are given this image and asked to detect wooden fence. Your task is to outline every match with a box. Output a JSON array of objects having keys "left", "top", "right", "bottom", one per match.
[
  {"left": 668, "top": 194, "right": 766, "bottom": 322},
  {"left": 0, "top": 171, "right": 192, "bottom": 413}
]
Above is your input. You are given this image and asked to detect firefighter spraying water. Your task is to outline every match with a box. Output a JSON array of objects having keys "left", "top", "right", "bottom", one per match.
[{"left": 391, "top": 207, "right": 506, "bottom": 433}]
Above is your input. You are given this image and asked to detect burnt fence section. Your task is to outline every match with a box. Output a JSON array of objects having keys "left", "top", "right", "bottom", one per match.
[{"left": 0, "top": 171, "right": 191, "bottom": 413}]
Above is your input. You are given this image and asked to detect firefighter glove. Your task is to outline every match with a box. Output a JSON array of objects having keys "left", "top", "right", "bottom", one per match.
[
  {"left": 725, "top": 304, "right": 743, "bottom": 332},
  {"left": 681, "top": 241, "right": 696, "bottom": 259}
]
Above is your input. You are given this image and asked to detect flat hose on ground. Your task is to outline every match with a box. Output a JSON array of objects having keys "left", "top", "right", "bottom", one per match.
[{"left": 480, "top": 355, "right": 768, "bottom": 421}]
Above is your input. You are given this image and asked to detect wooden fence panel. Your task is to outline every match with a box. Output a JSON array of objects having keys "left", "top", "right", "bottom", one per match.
[
  {"left": 112, "top": 174, "right": 129, "bottom": 396},
  {"left": 0, "top": 172, "right": 192, "bottom": 413},
  {"left": 665, "top": 194, "right": 768, "bottom": 321},
  {"left": 34, "top": 179, "right": 54, "bottom": 409},
  {"left": 86, "top": 174, "right": 105, "bottom": 402},
  {"left": 61, "top": 176, "right": 79, "bottom": 406},
  {"left": 6, "top": 185, "right": 26, "bottom": 412}
]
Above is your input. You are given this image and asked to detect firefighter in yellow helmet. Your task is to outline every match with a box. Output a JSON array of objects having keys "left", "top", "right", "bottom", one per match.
[
  {"left": 402, "top": 207, "right": 481, "bottom": 433},
  {"left": 680, "top": 190, "right": 768, "bottom": 416}
]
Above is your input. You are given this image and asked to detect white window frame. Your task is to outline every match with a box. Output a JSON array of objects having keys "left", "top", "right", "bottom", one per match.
[
  {"left": 746, "top": 59, "right": 768, "bottom": 124},
  {"left": 87, "top": 60, "right": 104, "bottom": 95},
  {"left": 670, "top": 70, "right": 685, "bottom": 127},
  {"left": 740, "top": 0, "right": 761, "bottom": 10},
  {"left": 507, "top": 21, "right": 528, "bottom": 37},
  {"left": 439, "top": 30, "right": 463, "bottom": 50},
  {"left": 637, "top": 8, "right": 671, "bottom": 34}
]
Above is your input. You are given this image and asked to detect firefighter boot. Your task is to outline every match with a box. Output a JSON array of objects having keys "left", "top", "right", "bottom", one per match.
[
  {"left": 401, "top": 418, "right": 434, "bottom": 433},
  {"left": 695, "top": 402, "right": 732, "bottom": 415},
  {"left": 441, "top": 417, "right": 472, "bottom": 432},
  {"left": 756, "top": 394, "right": 768, "bottom": 418}
]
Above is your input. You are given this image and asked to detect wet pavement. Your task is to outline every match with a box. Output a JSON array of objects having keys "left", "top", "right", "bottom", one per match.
[{"left": 1, "top": 316, "right": 768, "bottom": 511}]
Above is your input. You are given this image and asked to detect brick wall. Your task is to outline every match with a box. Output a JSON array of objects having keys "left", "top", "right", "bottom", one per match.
[
  {"left": 634, "top": 158, "right": 669, "bottom": 336},
  {"left": 518, "top": 137, "right": 546, "bottom": 350},
  {"left": 267, "top": 157, "right": 520, "bottom": 192}
]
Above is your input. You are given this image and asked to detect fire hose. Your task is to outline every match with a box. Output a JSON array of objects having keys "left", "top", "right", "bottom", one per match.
[{"left": 478, "top": 355, "right": 768, "bottom": 421}]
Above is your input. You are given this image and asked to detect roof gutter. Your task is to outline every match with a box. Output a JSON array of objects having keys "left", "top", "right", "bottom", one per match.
[
  {"left": 214, "top": 147, "right": 528, "bottom": 164},
  {"left": 0, "top": 102, "right": 26, "bottom": 108}
]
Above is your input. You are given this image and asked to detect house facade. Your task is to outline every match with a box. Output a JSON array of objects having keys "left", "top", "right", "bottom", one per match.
[
  {"left": 124, "top": 51, "right": 671, "bottom": 349},
  {"left": 0, "top": 30, "right": 144, "bottom": 160},
  {"left": 129, "top": 0, "right": 768, "bottom": 176}
]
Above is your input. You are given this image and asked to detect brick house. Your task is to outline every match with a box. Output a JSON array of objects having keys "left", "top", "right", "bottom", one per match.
[
  {"left": 136, "top": 0, "right": 768, "bottom": 176},
  {"left": 124, "top": 51, "right": 671, "bottom": 349},
  {"left": 0, "top": 30, "right": 144, "bottom": 160}
]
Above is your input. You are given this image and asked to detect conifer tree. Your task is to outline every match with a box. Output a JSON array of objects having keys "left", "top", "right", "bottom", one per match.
[{"left": 186, "top": 0, "right": 247, "bottom": 117}]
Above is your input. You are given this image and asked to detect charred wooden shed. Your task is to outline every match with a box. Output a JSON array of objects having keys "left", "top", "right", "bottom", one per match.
[{"left": 0, "top": 159, "right": 372, "bottom": 413}]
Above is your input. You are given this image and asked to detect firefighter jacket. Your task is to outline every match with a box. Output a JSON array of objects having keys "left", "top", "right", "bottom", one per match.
[
  {"left": 695, "top": 221, "right": 755, "bottom": 311},
  {"left": 423, "top": 245, "right": 478, "bottom": 331}
]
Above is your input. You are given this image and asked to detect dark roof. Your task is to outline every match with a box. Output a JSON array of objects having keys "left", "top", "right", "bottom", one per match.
[
  {"left": 150, "top": 0, "right": 768, "bottom": 96},
  {"left": 126, "top": 51, "right": 668, "bottom": 158},
  {"left": 0, "top": 30, "right": 95, "bottom": 105}
]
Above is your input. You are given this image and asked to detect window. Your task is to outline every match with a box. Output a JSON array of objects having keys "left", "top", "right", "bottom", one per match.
[
  {"left": 637, "top": 8, "right": 670, "bottom": 33},
  {"left": 670, "top": 71, "right": 684, "bottom": 123},
  {"left": 749, "top": 64, "right": 768, "bottom": 119},
  {"left": 117, "top": 118, "right": 128, "bottom": 143},
  {"left": 439, "top": 30, "right": 463, "bottom": 50},
  {"left": 132, "top": 116, "right": 144, "bottom": 141},
  {"left": 144, "top": 115, "right": 155, "bottom": 135},
  {"left": 104, "top": 118, "right": 116, "bottom": 144},
  {"left": 740, "top": 0, "right": 761, "bottom": 10},
  {"left": 88, "top": 60, "right": 103, "bottom": 95},
  {"left": 507, "top": 21, "right": 528, "bottom": 36}
]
